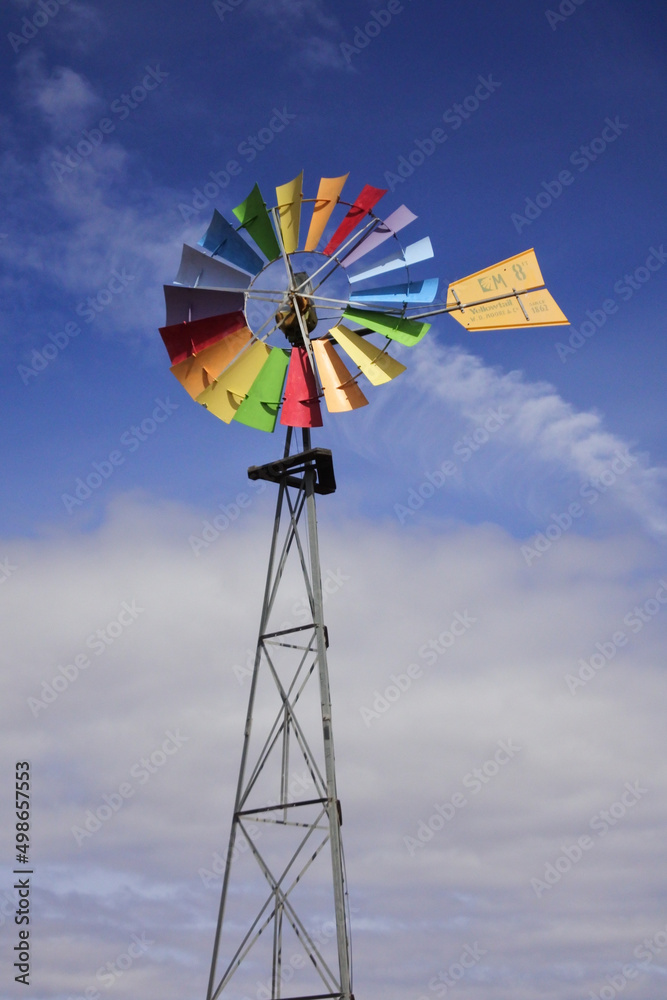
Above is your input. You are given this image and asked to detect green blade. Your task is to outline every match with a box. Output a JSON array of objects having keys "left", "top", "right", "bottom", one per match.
[
  {"left": 234, "top": 347, "right": 290, "bottom": 432},
  {"left": 233, "top": 184, "right": 281, "bottom": 261},
  {"left": 343, "top": 308, "right": 431, "bottom": 347}
]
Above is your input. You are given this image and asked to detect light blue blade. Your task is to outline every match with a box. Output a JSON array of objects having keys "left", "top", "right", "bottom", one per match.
[
  {"left": 198, "top": 209, "right": 263, "bottom": 275},
  {"left": 351, "top": 277, "right": 439, "bottom": 304},
  {"left": 348, "top": 237, "right": 434, "bottom": 284}
]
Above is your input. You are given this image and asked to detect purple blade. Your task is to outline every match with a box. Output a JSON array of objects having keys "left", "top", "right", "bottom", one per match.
[
  {"left": 341, "top": 205, "right": 417, "bottom": 268},
  {"left": 163, "top": 285, "right": 245, "bottom": 326},
  {"left": 175, "top": 245, "right": 251, "bottom": 290}
]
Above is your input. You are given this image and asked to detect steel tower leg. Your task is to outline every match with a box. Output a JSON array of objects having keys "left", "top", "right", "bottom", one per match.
[{"left": 205, "top": 428, "right": 352, "bottom": 1000}]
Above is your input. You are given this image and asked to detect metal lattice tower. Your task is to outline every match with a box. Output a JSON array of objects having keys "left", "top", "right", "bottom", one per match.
[{"left": 206, "top": 428, "right": 353, "bottom": 1000}]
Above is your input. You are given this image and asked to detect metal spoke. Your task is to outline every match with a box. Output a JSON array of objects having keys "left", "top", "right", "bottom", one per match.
[
  {"left": 301, "top": 292, "right": 383, "bottom": 311},
  {"left": 406, "top": 284, "right": 546, "bottom": 321},
  {"left": 293, "top": 218, "right": 379, "bottom": 293}
]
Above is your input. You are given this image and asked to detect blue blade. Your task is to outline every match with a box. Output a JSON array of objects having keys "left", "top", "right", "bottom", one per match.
[
  {"left": 198, "top": 209, "right": 263, "bottom": 275},
  {"left": 351, "top": 278, "right": 439, "bottom": 304}
]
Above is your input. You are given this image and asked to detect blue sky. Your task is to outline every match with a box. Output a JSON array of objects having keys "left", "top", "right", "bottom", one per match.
[{"left": 1, "top": 1, "right": 667, "bottom": 998}]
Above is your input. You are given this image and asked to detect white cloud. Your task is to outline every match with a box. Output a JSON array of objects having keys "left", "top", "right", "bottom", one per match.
[
  {"left": 49, "top": 1, "right": 107, "bottom": 53},
  {"left": 0, "top": 56, "right": 184, "bottom": 350},
  {"left": 333, "top": 337, "right": 667, "bottom": 537},
  {"left": 300, "top": 34, "right": 349, "bottom": 70},
  {"left": 248, "top": 0, "right": 339, "bottom": 32},
  {"left": 2, "top": 495, "right": 667, "bottom": 998},
  {"left": 17, "top": 50, "right": 102, "bottom": 137},
  {"left": 245, "top": 0, "right": 348, "bottom": 71}
]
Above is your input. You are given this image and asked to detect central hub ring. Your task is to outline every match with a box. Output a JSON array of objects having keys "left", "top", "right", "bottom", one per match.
[{"left": 245, "top": 251, "right": 351, "bottom": 347}]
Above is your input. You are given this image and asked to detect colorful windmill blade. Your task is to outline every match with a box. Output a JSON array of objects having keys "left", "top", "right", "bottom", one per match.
[
  {"left": 322, "top": 184, "right": 387, "bottom": 256},
  {"left": 347, "top": 237, "right": 434, "bottom": 283},
  {"left": 351, "top": 278, "right": 439, "bottom": 304},
  {"left": 340, "top": 205, "right": 417, "bottom": 267},
  {"left": 312, "top": 338, "right": 369, "bottom": 413},
  {"left": 198, "top": 209, "right": 264, "bottom": 275},
  {"left": 157, "top": 176, "right": 569, "bottom": 432},
  {"left": 304, "top": 174, "right": 348, "bottom": 251},
  {"left": 329, "top": 325, "right": 407, "bottom": 385},
  {"left": 174, "top": 244, "right": 252, "bottom": 291}
]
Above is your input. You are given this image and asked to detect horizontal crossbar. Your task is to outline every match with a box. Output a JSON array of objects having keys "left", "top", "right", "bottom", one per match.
[
  {"left": 247, "top": 449, "right": 336, "bottom": 495},
  {"left": 236, "top": 798, "right": 328, "bottom": 818},
  {"left": 261, "top": 622, "right": 329, "bottom": 648}
]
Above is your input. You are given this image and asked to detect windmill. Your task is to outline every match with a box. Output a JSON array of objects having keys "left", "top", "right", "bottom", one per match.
[{"left": 159, "top": 172, "right": 568, "bottom": 1000}]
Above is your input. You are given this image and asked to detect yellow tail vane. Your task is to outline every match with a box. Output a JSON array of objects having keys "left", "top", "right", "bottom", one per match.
[{"left": 446, "top": 249, "right": 568, "bottom": 329}]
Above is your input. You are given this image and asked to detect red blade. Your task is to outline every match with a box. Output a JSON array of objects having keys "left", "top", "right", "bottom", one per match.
[
  {"left": 159, "top": 311, "right": 247, "bottom": 365},
  {"left": 280, "top": 347, "right": 323, "bottom": 428},
  {"left": 323, "top": 185, "right": 387, "bottom": 257}
]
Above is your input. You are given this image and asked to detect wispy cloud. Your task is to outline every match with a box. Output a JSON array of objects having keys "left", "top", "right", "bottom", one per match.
[
  {"left": 17, "top": 50, "right": 102, "bottom": 136},
  {"left": 247, "top": 0, "right": 339, "bottom": 32},
  {"left": 336, "top": 337, "right": 667, "bottom": 536},
  {"left": 245, "top": 0, "right": 348, "bottom": 71},
  {"left": 0, "top": 55, "right": 184, "bottom": 348},
  {"left": 49, "top": 0, "right": 107, "bottom": 53}
]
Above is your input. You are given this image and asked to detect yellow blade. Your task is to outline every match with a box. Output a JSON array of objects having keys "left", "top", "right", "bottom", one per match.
[
  {"left": 275, "top": 172, "right": 303, "bottom": 255},
  {"left": 170, "top": 327, "right": 252, "bottom": 399},
  {"left": 304, "top": 174, "right": 349, "bottom": 251},
  {"left": 448, "top": 249, "right": 545, "bottom": 303},
  {"left": 196, "top": 340, "right": 271, "bottom": 422},
  {"left": 447, "top": 249, "right": 569, "bottom": 329},
  {"left": 312, "top": 338, "right": 368, "bottom": 413},
  {"left": 448, "top": 288, "right": 569, "bottom": 330},
  {"left": 329, "top": 325, "right": 406, "bottom": 386}
]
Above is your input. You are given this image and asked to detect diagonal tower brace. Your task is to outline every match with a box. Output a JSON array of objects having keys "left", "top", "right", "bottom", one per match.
[{"left": 206, "top": 428, "right": 353, "bottom": 1000}]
